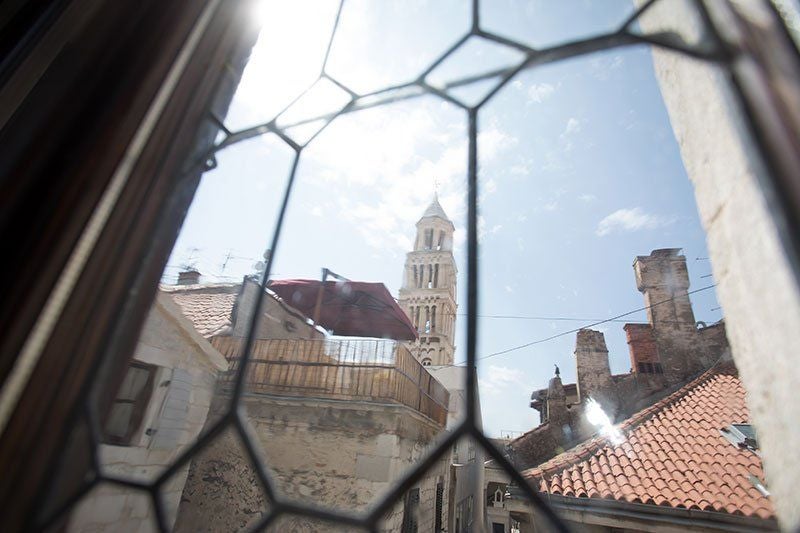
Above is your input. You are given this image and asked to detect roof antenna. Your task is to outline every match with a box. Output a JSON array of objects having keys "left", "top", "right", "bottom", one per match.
[{"left": 433, "top": 176, "right": 439, "bottom": 198}]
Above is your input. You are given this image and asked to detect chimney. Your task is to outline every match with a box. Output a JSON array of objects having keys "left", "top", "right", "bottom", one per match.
[
  {"left": 633, "top": 249, "right": 695, "bottom": 330},
  {"left": 633, "top": 249, "right": 703, "bottom": 382},
  {"left": 545, "top": 372, "right": 568, "bottom": 425},
  {"left": 575, "top": 329, "right": 612, "bottom": 404},
  {"left": 624, "top": 323, "right": 662, "bottom": 375},
  {"left": 177, "top": 269, "right": 201, "bottom": 285}
]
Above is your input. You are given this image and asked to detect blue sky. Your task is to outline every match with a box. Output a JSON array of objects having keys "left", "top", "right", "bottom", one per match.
[{"left": 165, "top": 0, "right": 721, "bottom": 437}]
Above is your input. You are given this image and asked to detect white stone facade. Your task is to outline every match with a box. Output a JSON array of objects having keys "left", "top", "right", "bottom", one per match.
[
  {"left": 637, "top": 2, "right": 800, "bottom": 528},
  {"left": 67, "top": 294, "right": 226, "bottom": 532}
]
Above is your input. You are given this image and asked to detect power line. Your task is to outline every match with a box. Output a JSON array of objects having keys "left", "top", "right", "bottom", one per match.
[
  {"left": 442, "top": 284, "right": 717, "bottom": 368},
  {"left": 441, "top": 313, "right": 665, "bottom": 323}
]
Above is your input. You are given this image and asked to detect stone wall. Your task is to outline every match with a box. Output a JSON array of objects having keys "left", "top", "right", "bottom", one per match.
[
  {"left": 574, "top": 330, "right": 614, "bottom": 408},
  {"left": 67, "top": 295, "right": 226, "bottom": 532},
  {"left": 636, "top": 2, "right": 800, "bottom": 526},
  {"left": 634, "top": 250, "right": 705, "bottom": 382},
  {"left": 174, "top": 395, "right": 450, "bottom": 532}
]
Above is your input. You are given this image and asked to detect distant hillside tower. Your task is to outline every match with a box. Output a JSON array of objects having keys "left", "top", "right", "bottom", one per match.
[{"left": 398, "top": 195, "right": 457, "bottom": 366}]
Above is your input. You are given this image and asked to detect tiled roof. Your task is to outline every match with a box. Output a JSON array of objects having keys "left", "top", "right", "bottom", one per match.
[
  {"left": 420, "top": 195, "right": 451, "bottom": 221},
  {"left": 160, "top": 283, "right": 240, "bottom": 338},
  {"left": 522, "top": 363, "right": 774, "bottom": 520}
]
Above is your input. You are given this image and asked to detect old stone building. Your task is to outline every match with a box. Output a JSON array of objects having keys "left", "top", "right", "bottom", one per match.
[
  {"left": 512, "top": 249, "right": 729, "bottom": 471},
  {"left": 398, "top": 195, "right": 458, "bottom": 367},
  {"left": 165, "top": 278, "right": 452, "bottom": 531},
  {"left": 515, "top": 359, "right": 777, "bottom": 532},
  {"left": 66, "top": 293, "right": 228, "bottom": 532},
  {"left": 500, "top": 249, "right": 777, "bottom": 531},
  {"left": 399, "top": 196, "right": 486, "bottom": 531},
  {"left": 61, "top": 198, "right": 481, "bottom": 532},
  {"left": 161, "top": 200, "right": 485, "bottom": 532}
]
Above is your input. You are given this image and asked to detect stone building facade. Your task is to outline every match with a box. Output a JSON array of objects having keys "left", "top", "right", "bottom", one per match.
[
  {"left": 398, "top": 196, "right": 458, "bottom": 367},
  {"left": 175, "top": 392, "right": 450, "bottom": 532},
  {"left": 512, "top": 249, "right": 729, "bottom": 470},
  {"left": 68, "top": 199, "right": 480, "bottom": 532},
  {"left": 399, "top": 197, "right": 486, "bottom": 531},
  {"left": 66, "top": 293, "right": 227, "bottom": 532},
  {"left": 165, "top": 277, "right": 455, "bottom": 532},
  {"left": 635, "top": 4, "right": 800, "bottom": 526}
]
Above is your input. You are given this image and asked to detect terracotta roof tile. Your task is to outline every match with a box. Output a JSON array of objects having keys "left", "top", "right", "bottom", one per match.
[
  {"left": 522, "top": 363, "right": 774, "bottom": 520},
  {"left": 161, "top": 283, "right": 240, "bottom": 337}
]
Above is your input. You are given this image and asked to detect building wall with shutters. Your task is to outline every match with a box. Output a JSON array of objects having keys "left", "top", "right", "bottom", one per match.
[{"left": 67, "top": 295, "right": 227, "bottom": 532}]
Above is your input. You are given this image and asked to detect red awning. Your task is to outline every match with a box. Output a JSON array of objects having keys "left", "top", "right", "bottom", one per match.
[{"left": 267, "top": 279, "right": 418, "bottom": 341}]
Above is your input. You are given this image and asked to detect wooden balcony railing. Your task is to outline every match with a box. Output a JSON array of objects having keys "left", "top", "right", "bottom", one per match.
[{"left": 210, "top": 337, "right": 450, "bottom": 426}]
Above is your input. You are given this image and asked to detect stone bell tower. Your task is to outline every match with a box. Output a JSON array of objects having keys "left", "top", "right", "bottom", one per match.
[{"left": 398, "top": 195, "right": 457, "bottom": 366}]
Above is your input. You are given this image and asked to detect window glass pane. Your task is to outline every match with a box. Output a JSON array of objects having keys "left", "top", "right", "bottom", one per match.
[
  {"left": 56, "top": 1, "right": 795, "bottom": 532},
  {"left": 326, "top": 0, "right": 470, "bottom": 94},
  {"left": 480, "top": 0, "right": 635, "bottom": 50},
  {"left": 105, "top": 402, "right": 135, "bottom": 441},
  {"left": 116, "top": 366, "right": 151, "bottom": 401}
]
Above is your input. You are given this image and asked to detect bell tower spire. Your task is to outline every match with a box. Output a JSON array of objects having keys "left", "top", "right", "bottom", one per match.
[{"left": 398, "top": 194, "right": 457, "bottom": 366}]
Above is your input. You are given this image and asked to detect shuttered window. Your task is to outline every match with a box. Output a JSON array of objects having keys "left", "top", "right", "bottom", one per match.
[{"left": 104, "top": 362, "right": 155, "bottom": 446}]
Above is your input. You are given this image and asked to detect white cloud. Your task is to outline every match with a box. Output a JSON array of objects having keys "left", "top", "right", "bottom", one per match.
[
  {"left": 590, "top": 54, "right": 625, "bottom": 81},
  {"left": 562, "top": 117, "right": 581, "bottom": 136},
  {"left": 578, "top": 194, "right": 597, "bottom": 202},
  {"left": 479, "top": 122, "right": 518, "bottom": 158},
  {"left": 527, "top": 82, "right": 556, "bottom": 104},
  {"left": 479, "top": 365, "right": 527, "bottom": 396},
  {"left": 504, "top": 285, "right": 514, "bottom": 294},
  {"left": 559, "top": 117, "right": 582, "bottom": 152},
  {"left": 540, "top": 150, "right": 566, "bottom": 173},
  {"left": 595, "top": 207, "right": 676, "bottom": 236},
  {"left": 310, "top": 205, "right": 323, "bottom": 217},
  {"left": 300, "top": 102, "right": 516, "bottom": 253},
  {"left": 477, "top": 216, "right": 503, "bottom": 243},
  {"left": 542, "top": 201, "right": 558, "bottom": 212},
  {"left": 510, "top": 161, "right": 532, "bottom": 176}
]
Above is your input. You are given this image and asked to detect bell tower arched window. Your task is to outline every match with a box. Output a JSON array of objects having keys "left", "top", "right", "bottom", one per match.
[
  {"left": 424, "top": 228, "right": 434, "bottom": 250},
  {"left": 425, "top": 306, "right": 431, "bottom": 333}
]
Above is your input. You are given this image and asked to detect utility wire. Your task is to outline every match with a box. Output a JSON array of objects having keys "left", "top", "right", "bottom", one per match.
[
  {"left": 442, "top": 284, "right": 717, "bottom": 368},
  {"left": 437, "top": 313, "right": 714, "bottom": 324}
]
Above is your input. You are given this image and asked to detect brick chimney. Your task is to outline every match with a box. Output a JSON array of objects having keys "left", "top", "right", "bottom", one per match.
[
  {"left": 575, "top": 329, "right": 613, "bottom": 404},
  {"left": 624, "top": 323, "right": 663, "bottom": 375},
  {"left": 177, "top": 269, "right": 201, "bottom": 285}
]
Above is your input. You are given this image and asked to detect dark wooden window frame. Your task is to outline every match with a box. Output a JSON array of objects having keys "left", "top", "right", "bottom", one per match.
[
  {"left": 0, "top": 0, "right": 261, "bottom": 529},
  {"left": 103, "top": 361, "right": 156, "bottom": 447}
]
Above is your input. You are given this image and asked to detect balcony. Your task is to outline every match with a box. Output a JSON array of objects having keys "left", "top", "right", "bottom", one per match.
[{"left": 211, "top": 336, "right": 450, "bottom": 426}]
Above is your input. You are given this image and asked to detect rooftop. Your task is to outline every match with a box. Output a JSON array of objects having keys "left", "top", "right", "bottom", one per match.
[
  {"left": 522, "top": 362, "right": 774, "bottom": 520},
  {"left": 160, "top": 282, "right": 240, "bottom": 338},
  {"left": 419, "top": 194, "right": 451, "bottom": 222}
]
